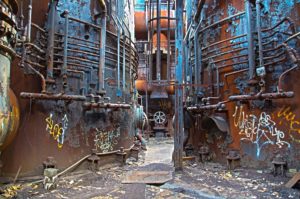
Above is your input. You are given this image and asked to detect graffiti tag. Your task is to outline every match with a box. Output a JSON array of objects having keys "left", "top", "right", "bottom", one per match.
[
  {"left": 276, "top": 106, "right": 300, "bottom": 143},
  {"left": 94, "top": 128, "right": 120, "bottom": 152},
  {"left": 158, "top": 100, "right": 170, "bottom": 110},
  {"left": 233, "top": 106, "right": 290, "bottom": 157},
  {"left": 45, "top": 114, "right": 69, "bottom": 149}
]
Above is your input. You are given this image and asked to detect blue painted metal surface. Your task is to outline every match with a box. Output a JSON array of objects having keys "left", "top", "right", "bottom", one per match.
[{"left": 174, "top": 0, "right": 184, "bottom": 170}]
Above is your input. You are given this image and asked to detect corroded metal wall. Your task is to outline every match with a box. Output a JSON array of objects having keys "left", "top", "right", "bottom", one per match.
[
  {"left": 186, "top": 0, "right": 300, "bottom": 168},
  {"left": 0, "top": 0, "right": 140, "bottom": 177}
]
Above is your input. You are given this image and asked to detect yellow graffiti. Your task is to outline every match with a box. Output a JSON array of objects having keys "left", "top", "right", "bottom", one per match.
[
  {"left": 277, "top": 106, "right": 296, "bottom": 125},
  {"left": 45, "top": 114, "right": 68, "bottom": 149},
  {"left": 158, "top": 100, "right": 170, "bottom": 110},
  {"left": 276, "top": 106, "right": 300, "bottom": 143}
]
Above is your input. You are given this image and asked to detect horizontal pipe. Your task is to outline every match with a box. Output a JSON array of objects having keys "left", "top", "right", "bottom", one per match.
[
  {"left": 83, "top": 102, "right": 131, "bottom": 110},
  {"left": 228, "top": 91, "right": 294, "bottom": 101},
  {"left": 20, "top": 92, "right": 86, "bottom": 101},
  {"left": 187, "top": 102, "right": 227, "bottom": 112},
  {"left": 148, "top": 16, "right": 176, "bottom": 22},
  {"left": 202, "top": 34, "right": 247, "bottom": 51},
  {"left": 199, "top": 12, "right": 245, "bottom": 33}
]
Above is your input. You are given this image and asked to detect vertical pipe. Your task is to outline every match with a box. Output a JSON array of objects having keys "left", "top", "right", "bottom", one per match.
[
  {"left": 174, "top": 0, "right": 184, "bottom": 170},
  {"left": 98, "top": 0, "right": 107, "bottom": 93},
  {"left": 62, "top": 10, "right": 69, "bottom": 87},
  {"left": 194, "top": 29, "right": 199, "bottom": 97},
  {"left": 27, "top": 0, "right": 32, "bottom": 42},
  {"left": 145, "top": 84, "right": 149, "bottom": 128},
  {"left": 167, "top": 0, "right": 171, "bottom": 81},
  {"left": 122, "top": 34, "right": 126, "bottom": 91},
  {"left": 245, "top": 0, "right": 255, "bottom": 79},
  {"left": 147, "top": 0, "right": 151, "bottom": 81},
  {"left": 156, "top": 0, "right": 161, "bottom": 81},
  {"left": 187, "top": 0, "right": 195, "bottom": 87},
  {"left": 20, "top": 0, "right": 24, "bottom": 33},
  {"left": 184, "top": 42, "right": 188, "bottom": 84},
  {"left": 117, "top": 28, "right": 121, "bottom": 95},
  {"left": 116, "top": 0, "right": 121, "bottom": 95},
  {"left": 46, "top": 0, "right": 57, "bottom": 81},
  {"left": 145, "top": 0, "right": 148, "bottom": 30},
  {"left": 149, "top": 0, "right": 154, "bottom": 80},
  {"left": 256, "top": 0, "right": 264, "bottom": 67}
]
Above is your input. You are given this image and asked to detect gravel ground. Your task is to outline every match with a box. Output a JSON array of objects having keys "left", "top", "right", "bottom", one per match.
[{"left": 1, "top": 138, "right": 300, "bottom": 199}]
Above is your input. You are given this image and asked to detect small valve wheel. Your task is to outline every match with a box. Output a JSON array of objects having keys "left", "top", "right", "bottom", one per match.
[{"left": 153, "top": 111, "right": 167, "bottom": 125}]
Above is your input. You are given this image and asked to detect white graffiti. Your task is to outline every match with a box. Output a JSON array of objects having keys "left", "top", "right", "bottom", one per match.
[
  {"left": 45, "top": 113, "right": 69, "bottom": 148},
  {"left": 233, "top": 106, "right": 290, "bottom": 157},
  {"left": 94, "top": 128, "right": 120, "bottom": 152}
]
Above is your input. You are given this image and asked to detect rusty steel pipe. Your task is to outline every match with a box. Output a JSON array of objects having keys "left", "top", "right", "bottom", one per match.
[
  {"left": 82, "top": 102, "right": 131, "bottom": 110},
  {"left": 156, "top": 0, "right": 161, "bottom": 81},
  {"left": 187, "top": 102, "right": 226, "bottom": 112},
  {"left": 20, "top": 92, "right": 86, "bottom": 101},
  {"left": 246, "top": 0, "right": 255, "bottom": 79},
  {"left": 97, "top": 0, "right": 107, "bottom": 94},
  {"left": 61, "top": 10, "right": 69, "bottom": 88},
  {"left": 256, "top": 0, "right": 264, "bottom": 68},
  {"left": 199, "top": 11, "right": 245, "bottom": 34},
  {"left": 25, "top": 62, "right": 47, "bottom": 93},
  {"left": 261, "top": 17, "right": 296, "bottom": 33},
  {"left": 278, "top": 44, "right": 300, "bottom": 92},
  {"left": 202, "top": 34, "right": 247, "bottom": 51},
  {"left": 167, "top": 0, "right": 171, "bottom": 81},
  {"left": 45, "top": 0, "right": 57, "bottom": 81},
  {"left": 228, "top": 92, "right": 294, "bottom": 101},
  {"left": 278, "top": 64, "right": 298, "bottom": 92},
  {"left": 194, "top": 0, "right": 206, "bottom": 22}
]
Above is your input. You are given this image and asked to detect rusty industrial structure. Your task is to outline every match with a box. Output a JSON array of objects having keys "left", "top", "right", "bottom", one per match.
[{"left": 0, "top": 0, "right": 300, "bottom": 197}]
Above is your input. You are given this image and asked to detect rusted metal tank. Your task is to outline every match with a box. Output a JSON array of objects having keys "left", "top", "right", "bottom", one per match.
[
  {"left": 186, "top": 0, "right": 300, "bottom": 168},
  {"left": 0, "top": 0, "right": 20, "bottom": 151},
  {"left": 0, "top": 0, "right": 140, "bottom": 177}
]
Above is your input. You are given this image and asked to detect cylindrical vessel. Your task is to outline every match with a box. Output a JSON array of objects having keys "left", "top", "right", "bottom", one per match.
[{"left": 0, "top": 0, "right": 20, "bottom": 151}]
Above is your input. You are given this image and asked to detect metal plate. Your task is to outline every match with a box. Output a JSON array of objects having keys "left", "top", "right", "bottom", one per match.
[{"left": 122, "top": 171, "right": 172, "bottom": 184}]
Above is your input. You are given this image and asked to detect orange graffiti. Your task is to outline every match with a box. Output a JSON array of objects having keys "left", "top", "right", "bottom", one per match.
[{"left": 276, "top": 106, "right": 300, "bottom": 143}]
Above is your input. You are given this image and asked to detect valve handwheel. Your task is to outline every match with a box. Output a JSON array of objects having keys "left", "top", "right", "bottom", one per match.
[{"left": 154, "top": 111, "right": 167, "bottom": 125}]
